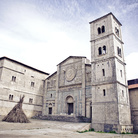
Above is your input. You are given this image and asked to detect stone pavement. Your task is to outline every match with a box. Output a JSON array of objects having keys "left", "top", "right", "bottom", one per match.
[{"left": 0, "top": 116, "right": 137, "bottom": 138}]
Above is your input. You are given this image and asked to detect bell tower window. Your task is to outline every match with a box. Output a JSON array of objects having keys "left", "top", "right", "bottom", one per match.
[
  {"left": 12, "top": 76, "right": 16, "bottom": 82},
  {"left": 103, "top": 46, "right": 106, "bottom": 54},
  {"left": 115, "top": 27, "right": 119, "bottom": 37},
  {"left": 102, "top": 26, "right": 105, "bottom": 33},
  {"left": 98, "top": 27, "right": 101, "bottom": 34},
  {"left": 98, "top": 47, "right": 102, "bottom": 55}
]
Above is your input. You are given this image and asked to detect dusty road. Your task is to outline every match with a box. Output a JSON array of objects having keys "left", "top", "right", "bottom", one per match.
[{"left": 0, "top": 116, "right": 137, "bottom": 138}]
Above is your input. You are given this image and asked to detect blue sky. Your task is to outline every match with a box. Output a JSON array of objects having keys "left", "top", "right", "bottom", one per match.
[{"left": 0, "top": 0, "right": 138, "bottom": 80}]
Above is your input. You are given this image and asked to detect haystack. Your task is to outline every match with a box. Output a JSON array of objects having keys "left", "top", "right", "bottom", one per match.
[{"left": 2, "top": 95, "right": 30, "bottom": 123}]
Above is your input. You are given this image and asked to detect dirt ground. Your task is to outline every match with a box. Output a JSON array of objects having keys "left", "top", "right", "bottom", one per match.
[{"left": 0, "top": 116, "right": 137, "bottom": 138}]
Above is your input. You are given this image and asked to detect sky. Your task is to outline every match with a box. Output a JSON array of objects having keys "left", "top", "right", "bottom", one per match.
[{"left": 0, "top": 0, "right": 138, "bottom": 80}]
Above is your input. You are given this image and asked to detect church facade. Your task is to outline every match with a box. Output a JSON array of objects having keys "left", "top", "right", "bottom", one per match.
[
  {"left": 42, "top": 56, "right": 92, "bottom": 118},
  {"left": 0, "top": 13, "right": 137, "bottom": 133}
]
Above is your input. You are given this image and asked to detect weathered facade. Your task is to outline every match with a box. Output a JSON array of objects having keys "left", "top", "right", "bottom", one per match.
[
  {"left": 43, "top": 56, "right": 92, "bottom": 118},
  {"left": 89, "top": 12, "right": 132, "bottom": 133},
  {"left": 0, "top": 13, "right": 137, "bottom": 133},
  {"left": 0, "top": 57, "right": 49, "bottom": 117}
]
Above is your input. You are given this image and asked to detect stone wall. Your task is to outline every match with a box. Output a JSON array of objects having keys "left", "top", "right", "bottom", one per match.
[{"left": 0, "top": 58, "right": 48, "bottom": 117}]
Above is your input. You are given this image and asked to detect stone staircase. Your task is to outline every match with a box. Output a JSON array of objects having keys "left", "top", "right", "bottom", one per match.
[{"left": 32, "top": 115, "right": 91, "bottom": 123}]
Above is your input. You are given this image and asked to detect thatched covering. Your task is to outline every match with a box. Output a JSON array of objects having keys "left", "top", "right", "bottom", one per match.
[{"left": 2, "top": 95, "right": 30, "bottom": 123}]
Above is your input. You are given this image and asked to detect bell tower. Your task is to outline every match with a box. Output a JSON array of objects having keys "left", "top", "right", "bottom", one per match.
[{"left": 89, "top": 13, "right": 133, "bottom": 133}]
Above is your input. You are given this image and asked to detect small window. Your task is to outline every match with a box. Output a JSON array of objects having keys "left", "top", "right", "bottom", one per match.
[
  {"left": 98, "top": 27, "right": 101, "bottom": 34},
  {"left": 102, "top": 69, "right": 105, "bottom": 76},
  {"left": 117, "top": 47, "right": 122, "bottom": 57},
  {"left": 103, "top": 45, "right": 106, "bottom": 54},
  {"left": 102, "top": 26, "right": 105, "bottom": 33},
  {"left": 119, "top": 49, "right": 121, "bottom": 56},
  {"left": 9, "top": 94, "right": 13, "bottom": 100},
  {"left": 31, "top": 82, "right": 35, "bottom": 87},
  {"left": 122, "top": 90, "right": 124, "bottom": 97},
  {"left": 120, "top": 70, "right": 122, "bottom": 77},
  {"left": 51, "top": 94, "right": 52, "bottom": 98},
  {"left": 29, "top": 98, "right": 33, "bottom": 104},
  {"left": 98, "top": 47, "right": 102, "bottom": 55},
  {"left": 103, "top": 89, "right": 106, "bottom": 96},
  {"left": 12, "top": 76, "right": 16, "bottom": 82}
]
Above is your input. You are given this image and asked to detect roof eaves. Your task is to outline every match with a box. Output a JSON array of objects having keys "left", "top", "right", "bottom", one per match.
[
  {"left": 46, "top": 71, "right": 57, "bottom": 80},
  {"left": 0, "top": 56, "right": 49, "bottom": 75},
  {"left": 89, "top": 12, "right": 122, "bottom": 26},
  {"left": 57, "top": 56, "right": 86, "bottom": 66}
]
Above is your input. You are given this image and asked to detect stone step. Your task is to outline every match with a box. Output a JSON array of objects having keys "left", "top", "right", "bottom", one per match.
[{"left": 32, "top": 115, "right": 91, "bottom": 123}]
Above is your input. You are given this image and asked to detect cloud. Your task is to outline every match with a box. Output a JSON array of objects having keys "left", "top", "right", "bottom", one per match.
[
  {"left": 0, "top": 0, "right": 137, "bottom": 78},
  {"left": 126, "top": 53, "right": 138, "bottom": 80},
  {"left": 122, "top": 2, "right": 138, "bottom": 14}
]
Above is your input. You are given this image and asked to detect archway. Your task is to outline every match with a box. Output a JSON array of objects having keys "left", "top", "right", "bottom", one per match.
[{"left": 66, "top": 96, "right": 74, "bottom": 115}]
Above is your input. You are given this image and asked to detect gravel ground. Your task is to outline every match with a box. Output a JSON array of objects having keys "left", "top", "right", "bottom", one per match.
[{"left": 0, "top": 116, "right": 137, "bottom": 138}]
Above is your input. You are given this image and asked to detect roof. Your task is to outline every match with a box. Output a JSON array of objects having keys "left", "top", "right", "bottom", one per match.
[
  {"left": 128, "top": 84, "right": 138, "bottom": 89},
  {"left": 57, "top": 56, "right": 86, "bottom": 66},
  {"left": 128, "top": 79, "right": 138, "bottom": 85},
  {"left": 89, "top": 12, "right": 122, "bottom": 26},
  {"left": 0, "top": 56, "right": 49, "bottom": 75},
  {"left": 46, "top": 71, "right": 57, "bottom": 80},
  {"left": 128, "top": 79, "right": 138, "bottom": 89}
]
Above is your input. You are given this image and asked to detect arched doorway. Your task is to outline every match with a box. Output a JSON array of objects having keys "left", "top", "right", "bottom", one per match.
[{"left": 66, "top": 96, "right": 74, "bottom": 115}]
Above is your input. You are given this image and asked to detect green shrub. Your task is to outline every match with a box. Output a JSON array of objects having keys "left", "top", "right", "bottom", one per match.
[
  {"left": 96, "top": 131, "right": 105, "bottom": 133},
  {"left": 89, "top": 128, "right": 94, "bottom": 131},
  {"left": 121, "top": 132, "right": 132, "bottom": 134},
  {"left": 109, "top": 131, "right": 116, "bottom": 133}
]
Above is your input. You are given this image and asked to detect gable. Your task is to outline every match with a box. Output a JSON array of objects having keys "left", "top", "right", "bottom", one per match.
[{"left": 58, "top": 56, "right": 86, "bottom": 66}]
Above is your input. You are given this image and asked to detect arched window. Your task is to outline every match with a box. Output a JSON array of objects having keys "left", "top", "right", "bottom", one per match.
[
  {"left": 9, "top": 94, "right": 13, "bottom": 100},
  {"left": 11, "top": 95, "right": 13, "bottom": 100},
  {"left": 115, "top": 27, "right": 119, "bottom": 36},
  {"left": 9, "top": 94, "right": 11, "bottom": 100},
  {"left": 102, "top": 26, "right": 105, "bottom": 33},
  {"left": 98, "top": 27, "right": 101, "bottom": 34},
  {"left": 98, "top": 47, "right": 102, "bottom": 55},
  {"left": 103, "top": 45, "right": 106, "bottom": 54}
]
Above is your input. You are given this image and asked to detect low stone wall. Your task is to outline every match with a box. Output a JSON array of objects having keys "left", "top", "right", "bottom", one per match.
[{"left": 32, "top": 115, "right": 91, "bottom": 123}]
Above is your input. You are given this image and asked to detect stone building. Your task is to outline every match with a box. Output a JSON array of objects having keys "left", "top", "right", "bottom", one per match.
[
  {"left": 0, "top": 57, "right": 49, "bottom": 117},
  {"left": 128, "top": 79, "right": 138, "bottom": 133},
  {"left": 0, "top": 13, "right": 137, "bottom": 133},
  {"left": 43, "top": 56, "right": 92, "bottom": 118},
  {"left": 89, "top": 12, "right": 132, "bottom": 133}
]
